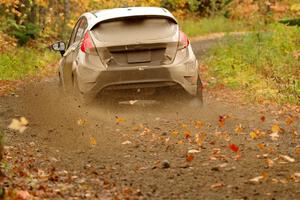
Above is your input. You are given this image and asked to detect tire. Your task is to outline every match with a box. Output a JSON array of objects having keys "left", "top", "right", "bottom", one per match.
[
  {"left": 72, "top": 75, "right": 93, "bottom": 105},
  {"left": 186, "top": 75, "right": 203, "bottom": 108}
]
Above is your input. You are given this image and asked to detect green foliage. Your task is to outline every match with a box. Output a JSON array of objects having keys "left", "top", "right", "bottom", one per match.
[
  {"left": 0, "top": 48, "right": 59, "bottom": 80},
  {"left": 181, "top": 16, "right": 248, "bottom": 36},
  {"left": 205, "top": 23, "right": 300, "bottom": 104},
  {"left": 7, "top": 19, "right": 40, "bottom": 46}
]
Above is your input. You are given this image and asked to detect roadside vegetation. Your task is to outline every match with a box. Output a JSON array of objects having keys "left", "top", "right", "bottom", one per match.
[
  {"left": 205, "top": 23, "right": 300, "bottom": 104},
  {"left": 180, "top": 16, "right": 250, "bottom": 36}
]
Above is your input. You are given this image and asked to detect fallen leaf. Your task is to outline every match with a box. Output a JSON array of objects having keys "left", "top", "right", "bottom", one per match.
[
  {"left": 257, "top": 143, "right": 265, "bottom": 150},
  {"left": 115, "top": 116, "right": 125, "bottom": 124},
  {"left": 266, "top": 158, "right": 274, "bottom": 167},
  {"left": 184, "top": 130, "right": 191, "bottom": 139},
  {"left": 271, "top": 124, "right": 280, "bottom": 133},
  {"left": 250, "top": 131, "right": 258, "bottom": 139},
  {"left": 129, "top": 100, "right": 138, "bottom": 105},
  {"left": 195, "top": 133, "right": 206, "bottom": 146},
  {"left": 8, "top": 117, "right": 29, "bottom": 133},
  {"left": 260, "top": 116, "right": 266, "bottom": 122},
  {"left": 229, "top": 144, "right": 239, "bottom": 152},
  {"left": 249, "top": 176, "right": 264, "bottom": 183},
  {"left": 171, "top": 130, "right": 179, "bottom": 137},
  {"left": 218, "top": 115, "right": 226, "bottom": 127},
  {"left": 280, "top": 155, "right": 295, "bottom": 163},
  {"left": 90, "top": 137, "right": 97, "bottom": 145},
  {"left": 210, "top": 182, "right": 225, "bottom": 189},
  {"left": 234, "top": 124, "right": 243, "bottom": 134},
  {"left": 186, "top": 154, "right": 194, "bottom": 162},
  {"left": 294, "top": 173, "right": 300, "bottom": 178},
  {"left": 296, "top": 147, "right": 300, "bottom": 156},
  {"left": 188, "top": 149, "right": 200, "bottom": 154},
  {"left": 20, "top": 117, "right": 29, "bottom": 126},
  {"left": 285, "top": 116, "right": 293, "bottom": 126},
  {"left": 270, "top": 132, "right": 279, "bottom": 141},
  {"left": 177, "top": 140, "right": 184, "bottom": 144},
  {"left": 194, "top": 120, "right": 204, "bottom": 129},
  {"left": 122, "top": 140, "right": 132, "bottom": 145},
  {"left": 77, "top": 118, "right": 87, "bottom": 126}
]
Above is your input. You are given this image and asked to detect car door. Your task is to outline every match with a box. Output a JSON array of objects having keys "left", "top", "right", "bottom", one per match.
[{"left": 61, "top": 17, "right": 88, "bottom": 91}]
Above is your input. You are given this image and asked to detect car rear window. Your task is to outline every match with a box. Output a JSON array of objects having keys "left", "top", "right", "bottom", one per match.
[{"left": 91, "top": 17, "right": 177, "bottom": 42}]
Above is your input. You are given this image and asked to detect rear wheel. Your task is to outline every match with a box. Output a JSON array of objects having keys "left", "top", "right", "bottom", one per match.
[
  {"left": 186, "top": 75, "right": 203, "bottom": 108},
  {"left": 72, "top": 75, "right": 93, "bottom": 105}
]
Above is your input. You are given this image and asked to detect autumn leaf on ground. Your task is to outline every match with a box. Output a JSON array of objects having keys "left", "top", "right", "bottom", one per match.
[
  {"left": 89, "top": 136, "right": 97, "bottom": 146},
  {"left": 265, "top": 158, "right": 274, "bottom": 167},
  {"left": 218, "top": 115, "right": 227, "bottom": 127},
  {"left": 285, "top": 116, "right": 293, "bottom": 126},
  {"left": 210, "top": 182, "right": 225, "bottom": 189},
  {"left": 77, "top": 118, "right": 87, "bottom": 126},
  {"left": 257, "top": 143, "right": 265, "bottom": 151},
  {"left": 271, "top": 124, "right": 281, "bottom": 133},
  {"left": 234, "top": 124, "right": 243, "bottom": 134},
  {"left": 195, "top": 133, "right": 207, "bottom": 146},
  {"left": 250, "top": 131, "right": 258, "bottom": 139},
  {"left": 177, "top": 140, "right": 184, "bottom": 145},
  {"left": 186, "top": 154, "right": 194, "bottom": 162},
  {"left": 8, "top": 117, "right": 29, "bottom": 133},
  {"left": 171, "top": 130, "right": 179, "bottom": 137},
  {"left": 194, "top": 120, "right": 204, "bottom": 129},
  {"left": 229, "top": 144, "right": 239, "bottom": 152},
  {"left": 115, "top": 116, "right": 125, "bottom": 124},
  {"left": 270, "top": 132, "right": 279, "bottom": 141},
  {"left": 295, "top": 147, "right": 300, "bottom": 156},
  {"left": 279, "top": 155, "right": 295, "bottom": 163},
  {"left": 260, "top": 116, "right": 266, "bottom": 122},
  {"left": 122, "top": 140, "right": 132, "bottom": 145},
  {"left": 249, "top": 176, "right": 264, "bottom": 183},
  {"left": 184, "top": 130, "right": 191, "bottom": 139}
]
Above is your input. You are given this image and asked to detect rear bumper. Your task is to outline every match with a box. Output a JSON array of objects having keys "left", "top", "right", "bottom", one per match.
[{"left": 76, "top": 49, "right": 199, "bottom": 97}]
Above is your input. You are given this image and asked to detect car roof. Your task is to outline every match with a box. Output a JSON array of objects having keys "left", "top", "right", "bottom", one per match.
[{"left": 85, "top": 7, "right": 177, "bottom": 27}]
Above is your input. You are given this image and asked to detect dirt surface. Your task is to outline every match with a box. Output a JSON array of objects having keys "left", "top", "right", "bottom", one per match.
[{"left": 0, "top": 39, "right": 300, "bottom": 199}]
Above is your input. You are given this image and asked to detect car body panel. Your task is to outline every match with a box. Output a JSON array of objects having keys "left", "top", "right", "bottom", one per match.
[{"left": 57, "top": 7, "right": 201, "bottom": 100}]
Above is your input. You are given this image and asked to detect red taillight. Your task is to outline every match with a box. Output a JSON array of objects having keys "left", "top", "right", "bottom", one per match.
[
  {"left": 179, "top": 31, "right": 190, "bottom": 49},
  {"left": 81, "top": 32, "right": 94, "bottom": 53}
]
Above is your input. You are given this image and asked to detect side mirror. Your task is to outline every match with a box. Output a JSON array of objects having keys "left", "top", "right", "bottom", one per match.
[{"left": 51, "top": 41, "right": 66, "bottom": 56}]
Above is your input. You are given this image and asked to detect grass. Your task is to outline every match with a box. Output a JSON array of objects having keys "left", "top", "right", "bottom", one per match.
[
  {"left": 0, "top": 47, "right": 59, "bottom": 80},
  {"left": 180, "top": 16, "right": 251, "bottom": 37},
  {"left": 205, "top": 23, "right": 300, "bottom": 104}
]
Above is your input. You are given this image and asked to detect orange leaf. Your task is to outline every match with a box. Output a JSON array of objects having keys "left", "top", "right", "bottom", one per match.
[
  {"left": 229, "top": 144, "right": 239, "bottom": 152},
  {"left": 90, "top": 136, "right": 97, "bottom": 146},
  {"left": 171, "top": 130, "right": 179, "bottom": 137},
  {"left": 194, "top": 120, "right": 204, "bottom": 129},
  {"left": 271, "top": 124, "right": 280, "bottom": 133},
  {"left": 115, "top": 116, "right": 125, "bottom": 124},
  {"left": 184, "top": 130, "right": 191, "bottom": 139},
  {"left": 195, "top": 133, "right": 207, "bottom": 146},
  {"left": 218, "top": 115, "right": 226, "bottom": 127},
  {"left": 250, "top": 131, "right": 258, "bottom": 139},
  {"left": 260, "top": 116, "right": 266, "bottom": 122},
  {"left": 296, "top": 147, "right": 300, "bottom": 156},
  {"left": 234, "top": 124, "right": 243, "bottom": 134},
  {"left": 186, "top": 154, "right": 194, "bottom": 162},
  {"left": 257, "top": 143, "right": 265, "bottom": 150},
  {"left": 285, "top": 116, "right": 293, "bottom": 126}
]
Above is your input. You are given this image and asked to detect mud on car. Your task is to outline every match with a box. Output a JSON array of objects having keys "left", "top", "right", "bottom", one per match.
[{"left": 51, "top": 7, "right": 203, "bottom": 104}]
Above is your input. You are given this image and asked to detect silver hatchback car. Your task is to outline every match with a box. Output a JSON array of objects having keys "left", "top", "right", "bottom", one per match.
[{"left": 52, "top": 7, "right": 203, "bottom": 103}]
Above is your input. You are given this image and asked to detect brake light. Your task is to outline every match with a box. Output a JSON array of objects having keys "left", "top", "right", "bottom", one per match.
[
  {"left": 179, "top": 31, "right": 190, "bottom": 49},
  {"left": 80, "top": 32, "right": 94, "bottom": 53}
]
